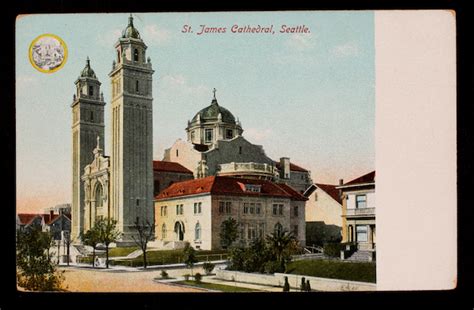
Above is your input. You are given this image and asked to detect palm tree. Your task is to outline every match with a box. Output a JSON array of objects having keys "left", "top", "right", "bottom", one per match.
[{"left": 265, "top": 229, "right": 296, "bottom": 272}]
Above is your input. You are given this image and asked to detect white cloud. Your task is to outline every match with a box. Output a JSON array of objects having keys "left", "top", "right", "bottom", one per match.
[
  {"left": 143, "top": 24, "right": 171, "bottom": 46},
  {"left": 285, "top": 33, "right": 315, "bottom": 51},
  {"left": 96, "top": 28, "right": 122, "bottom": 47},
  {"left": 245, "top": 127, "right": 273, "bottom": 143},
  {"left": 331, "top": 42, "right": 360, "bottom": 58}
]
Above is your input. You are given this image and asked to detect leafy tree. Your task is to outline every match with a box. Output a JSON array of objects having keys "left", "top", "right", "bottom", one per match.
[
  {"left": 202, "top": 262, "right": 215, "bottom": 275},
  {"left": 95, "top": 218, "right": 121, "bottom": 268},
  {"left": 219, "top": 217, "right": 239, "bottom": 249},
  {"left": 80, "top": 228, "right": 100, "bottom": 268},
  {"left": 131, "top": 217, "right": 155, "bottom": 269},
  {"left": 182, "top": 242, "right": 197, "bottom": 277},
  {"left": 63, "top": 231, "right": 73, "bottom": 266},
  {"left": 265, "top": 229, "right": 296, "bottom": 273},
  {"left": 16, "top": 225, "right": 65, "bottom": 291},
  {"left": 227, "top": 246, "right": 246, "bottom": 271},
  {"left": 243, "top": 238, "right": 270, "bottom": 273}
]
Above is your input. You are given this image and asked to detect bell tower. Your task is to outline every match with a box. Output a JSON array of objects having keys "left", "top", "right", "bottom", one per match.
[
  {"left": 109, "top": 15, "right": 155, "bottom": 243},
  {"left": 71, "top": 57, "right": 106, "bottom": 239}
]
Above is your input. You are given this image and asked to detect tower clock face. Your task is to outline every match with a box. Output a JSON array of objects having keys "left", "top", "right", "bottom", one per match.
[{"left": 29, "top": 34, "right": 68, "bottom": 73}]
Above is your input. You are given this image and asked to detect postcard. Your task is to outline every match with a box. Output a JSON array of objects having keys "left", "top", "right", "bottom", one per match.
[{"left": 15, "top": 10, "right": 456, "bottom": 293}]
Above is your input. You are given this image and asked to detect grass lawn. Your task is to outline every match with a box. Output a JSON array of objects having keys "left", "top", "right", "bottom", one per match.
[
  {"left": 112, "top": 249, "right": 228, "bottom": 267},
  {"left": 286, "top": 260, "right": 376, "bottom": 283},
  {"left": 177, "top": 280, "right": 260, "bottom": 292}
]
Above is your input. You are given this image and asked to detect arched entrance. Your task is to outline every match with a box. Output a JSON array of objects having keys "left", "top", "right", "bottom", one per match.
[{"left": 174, "top": 221, "right": 185, "bottom": 241}]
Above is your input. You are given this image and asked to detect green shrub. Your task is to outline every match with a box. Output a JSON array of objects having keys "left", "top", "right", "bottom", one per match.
[
  {"left": 161, "top": 270, "right": 169, "bottom": 279},
  {"left": 202, "top": 262, "right": 215, "bottom": 275},
  {"left": 194, "top": 272, "right": 202, "bottom": 284},
  {"left": 264, "top": 260, "right": 282, "bottom": 274},
  {"left": 323, "top": 242, "right": 345, "bottom": 257}
]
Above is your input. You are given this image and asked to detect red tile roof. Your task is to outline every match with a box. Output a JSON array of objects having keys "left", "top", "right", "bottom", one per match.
[
  {"left": 153, "top": 160, "right": 193, "bottom": 174},
  {"left": 156, "top": 176, "right": 308, "bottom": 201},
  {"left": 344, "top": 171, "right": 376, "bottom": 186},
  {"left": 17, "top": 213, "right": 72, "bottom": 226},
  {"left": 274, "top": 161, "right": 308, "bottom": 172},
  {"left": 316, "top": 183, "right": 342, "bottom": 204},
  {"left": 276, "top": 183, "right": 308, "bottom": 201},
  {"left": 17, "top": 214, "right": 41, "bottom": 225}
]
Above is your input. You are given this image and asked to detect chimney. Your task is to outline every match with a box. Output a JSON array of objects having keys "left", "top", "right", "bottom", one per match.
[
  {"left": 50, "top": 210, "right": 54, "bottom": 221},
  {"left": 280, "top": 157, "right": 291, "bottom": 179},
  {"left": 338, "top": 179, "right": 344, "bottom": 200}
]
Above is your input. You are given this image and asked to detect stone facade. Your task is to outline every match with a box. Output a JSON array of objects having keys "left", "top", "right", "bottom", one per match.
[
  {"left": 109, "top": 15, "right": 155, "bottom": 243},
  {"left": 71, "top": 58, "right": 106, "bottom": 240},
  {"left": 154, "top": 176, "right": 307, "bottom": 250},
  {"left": 82, "top": 139, "right": 110, "bottom": 231}
]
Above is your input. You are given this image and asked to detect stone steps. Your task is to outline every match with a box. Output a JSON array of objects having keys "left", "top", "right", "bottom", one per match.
[{"left": 346, "top": 250, "right": 374, "bottom": 262}]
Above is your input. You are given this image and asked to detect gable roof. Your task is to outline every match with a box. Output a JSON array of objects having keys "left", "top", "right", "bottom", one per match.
[
  {"left": 344, "top": 171, "right": 376, "bottom": 186},
  {"left": 46, "top": 213, "right": 72, "bottom": 225},
  {"left": 155, "top": 176, "right": 308, "bottom": 201},
  {"left": 153, "top": 160, "right": 193, "bottom": 174},
  {"left": 17, "top": 214, "right": 42, "bottom": 225},
  {"left": 315, "top": 183, "right": 342, "bottom": 204}
]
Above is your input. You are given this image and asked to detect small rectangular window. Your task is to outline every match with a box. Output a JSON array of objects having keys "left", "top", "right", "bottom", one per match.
[
  {"left": 205, "top": 129, "right": 213, "bottom": 143},
  {"left": 176, "top": 205, "right": 179, "bottom": 215},
  {"left": 256, "top": 203, "right": 261, "bottom": 215},
  {"left": 219, "top": 201, "right": 225, "bottom": 214},
  {"left": 243, "top": 203, "right": 249, "bottom": 214},
  {"left": 226, "top": 129, "right": 233, "bottom": 139},
  {"left": 356, "top": 195, "right": 367, "bottom": 208},
  {"left": 250, "top": 203, "right": 255, "bottom": 214},
  {"left": 198, "top": 202, "right": 202, "bottom": 213},
  {"left": 180, "top": 204, "right": 183, "bottom": 215},
  {"left": 272, "top": 204, "right": 277, "bottom": 215},
  {"left": 278, "top": 204, "right": 283, "bottom": 215},
  {"left": 135, "top": 80, "right": 139, "bottom": 93},
  {"left": 356, "top": 225, "right": 368, "bottom": 242},
  {"left": 225, "top": 201, "right": 232, "bottom": 214}
]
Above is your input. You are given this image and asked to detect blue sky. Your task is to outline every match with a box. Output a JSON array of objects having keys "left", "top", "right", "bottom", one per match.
[{"left": 16, "top": 12, "right": 374, "bottom": 212}]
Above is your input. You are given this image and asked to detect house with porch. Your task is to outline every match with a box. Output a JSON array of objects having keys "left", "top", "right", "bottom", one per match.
[{"left": 337, "top": 171, "right": 375, "bottom": 260}]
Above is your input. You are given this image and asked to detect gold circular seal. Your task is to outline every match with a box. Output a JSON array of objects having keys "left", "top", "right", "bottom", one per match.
[{"left": 29, "top": 34, "right": 68, "bottom": 73}]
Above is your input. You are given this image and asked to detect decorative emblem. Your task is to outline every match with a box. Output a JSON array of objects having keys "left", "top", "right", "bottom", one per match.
[{"left": 29, "top": 34, "right": 68, "bottom": 73}]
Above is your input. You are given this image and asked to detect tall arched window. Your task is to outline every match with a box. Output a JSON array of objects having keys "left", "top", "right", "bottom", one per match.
[
  {"left": 162, "top": 223, "right": 167, "bottom": 240},
  {"left": 274, "top": 222, "right": 283, "bottom": 236},
  {"left": 134, "top": 48, "right": 139, "bottom": 61},
  {"left": 195, "top": 223, "right": 201, "bottom": 241},
  {"left": 95, "top": 183, "right": 103, "bottom": 209},
  {"left": 135, "top": 80, "right": 139, "bottom": 93}
]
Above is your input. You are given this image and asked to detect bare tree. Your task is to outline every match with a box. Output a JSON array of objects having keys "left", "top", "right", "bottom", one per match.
[{"left": 132, "top": 217, "right": 155, "bottom": 269}]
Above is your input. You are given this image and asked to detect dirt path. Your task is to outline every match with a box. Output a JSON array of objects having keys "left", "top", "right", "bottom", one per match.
[{"left": 59, "top": 267, "right": 204, "bottom": 292}]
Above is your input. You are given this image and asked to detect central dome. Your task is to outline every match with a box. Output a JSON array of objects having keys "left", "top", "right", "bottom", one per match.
[{"left": 191, "top": 98, "right": 236, "bottom": 124}]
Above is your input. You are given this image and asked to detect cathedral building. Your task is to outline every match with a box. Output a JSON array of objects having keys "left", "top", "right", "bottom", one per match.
[
  {"left": 71, "top": 15, "right": 314, "bottom": 249},
  {"left": 71, "top": 15, "right": 155, "bottom": 244}
]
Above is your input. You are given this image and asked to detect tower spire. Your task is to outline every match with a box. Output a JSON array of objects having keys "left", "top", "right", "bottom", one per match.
[
  {"left": 213, "top": 88, "right": 217, "bottom": 100},
  {"left": 129, "top": 13, "right": 133, "bottom": 26}
]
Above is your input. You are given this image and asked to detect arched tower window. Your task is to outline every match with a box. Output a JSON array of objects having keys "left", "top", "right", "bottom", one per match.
[
  {"left": 89, "top": 85, "right": 94, "bottom": 96},
  {"left": 274, "top": 222, "right": 283, "bottom": 236},
  {"left": 135, "top": 80, "right": 139, "bottom": 93},
  {"left": 134, "top": 48, "right": 139, "bottom": 62},
  {"left": 95, "top": 183, "right": 103, "bottom": 209},
  {"left": 162, "top": 223, "right": 167, "bottom": 239},
  {"left": 195, "top": 223, "right": 201, "bottom": 241}
]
